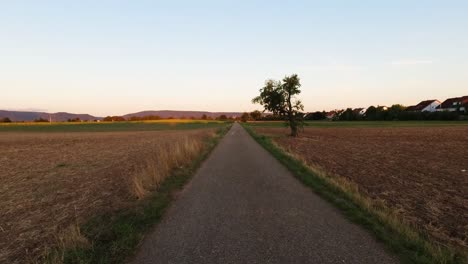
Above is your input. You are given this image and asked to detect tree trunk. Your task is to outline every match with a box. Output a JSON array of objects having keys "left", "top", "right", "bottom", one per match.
[
  {"left": 286, "top": 93, "right": 298, "bottom": 137},
  {"left": 290, "top": 120, "right": 298, "bottom": 137}
]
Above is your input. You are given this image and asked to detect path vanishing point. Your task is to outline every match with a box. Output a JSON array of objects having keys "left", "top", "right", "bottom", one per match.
[{"left": 132, "top": 123, "right": 398, "bottom": 264}]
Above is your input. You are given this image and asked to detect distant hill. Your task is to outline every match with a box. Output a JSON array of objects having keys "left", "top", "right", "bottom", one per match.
[
  {"left": 123, "top": 110, "right": 243, "bottom": 119},
  {"left": 0, "top": 110, "right": 101, "bottom": 122}
]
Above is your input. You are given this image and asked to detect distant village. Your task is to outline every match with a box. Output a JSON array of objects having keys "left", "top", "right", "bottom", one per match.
[
  {"left": 1, "top": 96, "right": 467, "bottom": 123},
  {"left": 320, "top": 95, "right": 468, "bottom": 121}
]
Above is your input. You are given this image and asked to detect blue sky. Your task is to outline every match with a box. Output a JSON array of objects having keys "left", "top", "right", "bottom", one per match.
[{"left": 1, "top": 1, "right": 467, "bottom": 116}]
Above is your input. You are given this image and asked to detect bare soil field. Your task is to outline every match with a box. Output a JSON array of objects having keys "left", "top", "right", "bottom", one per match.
[
  {"left": 255, "top": 126, "right": 468, "bottom": 250},
  {"left": 0, "top": 129, "right": 216, "bottom": 263}
]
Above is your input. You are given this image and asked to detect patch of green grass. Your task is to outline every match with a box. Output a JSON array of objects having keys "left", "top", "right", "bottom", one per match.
[
  {"left": 56, "top": 163, "right": 67, "bottom": 168},
  {"left": 247, "top": 120, "right": 468, "bottom": 128},
  {"left": 53, "top": 124, "right": 231, "bottom": 264},
  {"left": 242, "top": 124, "right": 466, "bottom": 264}
]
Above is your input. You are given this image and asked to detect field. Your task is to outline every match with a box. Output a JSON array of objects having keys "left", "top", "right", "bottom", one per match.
[
  {"left": 0, "top": 120, "right": 225, "bottom": 133},
  {"left": 248, "top": 120, "right": 468, "bottom": 128},
  {"left": 251, "top": 122, "right": 468, "bottom": 251},
  {"left": 0, "top": 122, "right": 226, "bottom": 263}
]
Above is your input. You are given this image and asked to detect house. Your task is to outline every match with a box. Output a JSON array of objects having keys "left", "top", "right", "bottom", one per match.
[
  {"left": 326, "top": 110, "right": 338, "bottom": 119},
  {"left": 437, "top": 96, "right": 468, "bottom": 112},
  {"left": 406, "top": 100, "right": 441, "bottom": 112},
  {"left": 353, "top": 108, "right": 366, "bottom": 116}
]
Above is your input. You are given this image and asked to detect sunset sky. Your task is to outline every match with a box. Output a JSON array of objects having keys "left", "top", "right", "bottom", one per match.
[{"left": 1, "top": 1, "right": 467, "bottom": 116}]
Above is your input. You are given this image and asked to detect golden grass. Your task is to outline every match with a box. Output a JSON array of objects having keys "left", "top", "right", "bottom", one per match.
[
  {"left": 0, "top": 129, "right": 216, "bottom": 263},
  {"left": 130, "top": 136, "right": 204, "bottom": 199}
]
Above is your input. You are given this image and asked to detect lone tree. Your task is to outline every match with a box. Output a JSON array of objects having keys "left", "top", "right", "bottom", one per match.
[{"left": 252, "top": 74, "right": 304, "bottom": 137}]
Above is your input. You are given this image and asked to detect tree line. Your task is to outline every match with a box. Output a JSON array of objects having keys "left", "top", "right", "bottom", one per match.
[
  {"left": 242, "top": 104, "right": 467, "bottom": 123},
  {"left": 102, "top": 115, "right": 234, "bottom": 122},
  {"left": 334, "top": 105, "right": 466, "bottom": 121}
]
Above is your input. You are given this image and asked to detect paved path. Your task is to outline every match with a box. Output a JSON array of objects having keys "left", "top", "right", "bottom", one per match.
[{"left": 131, "top": 123, "right": 398, "bottom": 264}]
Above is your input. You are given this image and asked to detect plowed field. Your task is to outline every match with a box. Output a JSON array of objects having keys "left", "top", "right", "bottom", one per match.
[
  {"left": 255, "top": 126, "right": 468, "bottom": 250},
  {"left": 0, "top": 129, "right": 215, "bottom": 263}
]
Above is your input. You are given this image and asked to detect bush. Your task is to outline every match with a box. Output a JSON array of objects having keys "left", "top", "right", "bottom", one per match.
[
  {"left": 103, "top": 116, "right": 126, "bottom": 122},
  {"left": 0, "top": 117, "right": 12, "bottom": 123},
  {"left": 397, "top": 111, "right": 459, "bottom": 121},
  {"left": 304, "top": 111, "right": 327, "bottom": 120},
  {"left": 34, "top": 118, "right": 49, "bottom": 122}
]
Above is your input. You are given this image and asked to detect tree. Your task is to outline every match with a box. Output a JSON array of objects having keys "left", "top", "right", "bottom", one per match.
[
  {"left": 305, "top": 111, "right": 326, "bottom": 120},
  {"left": 339, "top": 108, "right": 356, "bottom": 121},
  {"left": 0, "top": 117, "right": 12, "bottom": 123},
  {"left": 201, "top": 114, "right": 208, "bottom": 120},
  {"left": 103, "top": 116, "right": 125, "bottom": 122},
  {"left": 365, "top": 106, "right": 377, "bottom": 120},
  {"left": 249, "top": 110, "right": 262, "bottom": 121},
  {"left": 34, "top": 118, "right": 49, "bottom": 122},
  {"left": 253, "top": 74, "right": 304, "bottom": 137},
  {"left": 387, "top": 104, "right": 406, "bottom": 120},
  {"left": 240, "top": 112, "right": 250, "bottom": 122},
  {"left": 217, "top": 114, "right": 228, "bottom": 120}
]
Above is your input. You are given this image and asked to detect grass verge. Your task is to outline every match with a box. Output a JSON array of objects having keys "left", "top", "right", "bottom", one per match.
[
  {"left": 49, "top": 125, "right": 231, "bottom": 264},
  {"left": 242, "top": 124, "right": 466, "bottom": 264}
]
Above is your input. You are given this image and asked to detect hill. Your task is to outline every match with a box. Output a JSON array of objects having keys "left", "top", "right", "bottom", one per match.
[
  {"left": 123, "top": 110, "right": 243, "bottom": 119},
  {"left": 0, "top": 110, "right": 100, "bottom": 122}
]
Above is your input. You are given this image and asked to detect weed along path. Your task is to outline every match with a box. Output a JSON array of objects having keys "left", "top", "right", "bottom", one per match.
[{"left": 131, "top": 123, "right": 397, "bottom": 264}]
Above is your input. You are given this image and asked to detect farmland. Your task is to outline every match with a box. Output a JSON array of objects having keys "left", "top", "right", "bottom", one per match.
[
  {"left": 0, "top": 121, "right": 228, "bottom": 263},
  {"left": 0, "top": 120, "right": 225, "bottom": 133},
  {"left": 250, "top": 122, "right": 468, "bottom": 252}
]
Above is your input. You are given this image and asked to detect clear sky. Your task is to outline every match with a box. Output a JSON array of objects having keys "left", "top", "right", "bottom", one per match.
[{"left": 1, "top": 1, "right": 467, "bottom": 116}]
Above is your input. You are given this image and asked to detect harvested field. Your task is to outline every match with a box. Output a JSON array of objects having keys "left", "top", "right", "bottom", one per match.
[
  {"left": 0, "top": 129, "right": 216, "bottom": 263},
  {"left": 254, "top": 126, "right": 468, "bottom": 250}
]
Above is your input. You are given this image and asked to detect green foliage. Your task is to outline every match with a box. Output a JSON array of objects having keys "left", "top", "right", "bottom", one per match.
[
  {"left": 103, "top": 116, "right": 126, "bottom": 122},
  {"left": 34, "top": 118, "right": 49, "bottom": 122},
  {"left": 338, "top": 108, "right": 362, "bottom": 121},
  {"left": 364, "top": 106, "right": 388, "bottom": 120},
  {"left": 398, "top": 111, "right": 459, "bottom": 121},
  {"left": 240, "top": 112, "right": 250, "bottom": 122},
  {"left": 217, "top": 114, "right": 228, "bottom": 121},
  {"left": 252, "top": 74, "right": 304, "bottom": 136},
  {"left": 361, "top": 104, "right": 463, "bottom": 121},
  {"left": 249, "top": 110, "right": 262, "bottom": 121},
  {"left": 128, "top": 115, "right": 161, "bottom": 121},
  {"left": 304, "top": 111, "right": 327, "bottom": 120},
  {"left": 387, "top": 104, "right": 406, "bottom": 120}
]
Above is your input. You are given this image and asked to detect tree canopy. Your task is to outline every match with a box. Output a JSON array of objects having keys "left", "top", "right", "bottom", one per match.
[{"left": 253, "top": 74, "right": 304, "bottom": 136}]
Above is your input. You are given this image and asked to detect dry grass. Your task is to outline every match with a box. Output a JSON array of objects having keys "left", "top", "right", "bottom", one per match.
[
  {"left": 130, "top": 136, "right": 204, "bottom": 199},
  {"left": 255, "top": 126, "right": 468, "bottom": 252},
  {"left": 0, "top": 129, "right": 215, "bottom": 263}
]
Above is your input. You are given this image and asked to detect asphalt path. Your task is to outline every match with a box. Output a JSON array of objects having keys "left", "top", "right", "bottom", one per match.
[{"left": 131, "top": 123, "right": 398, "bottom": 264}]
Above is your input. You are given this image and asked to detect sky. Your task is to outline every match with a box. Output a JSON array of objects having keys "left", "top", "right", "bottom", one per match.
[{"left": 1, "top": 0, "right": 467, "bottom": 116}]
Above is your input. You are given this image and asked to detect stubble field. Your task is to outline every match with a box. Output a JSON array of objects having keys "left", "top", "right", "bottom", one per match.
[
  {"left": 0, "top": 124, "right": 221, "bottom": 263},
  {"left": 254, "top": 124, "right": 468, "bottom": 251}
]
